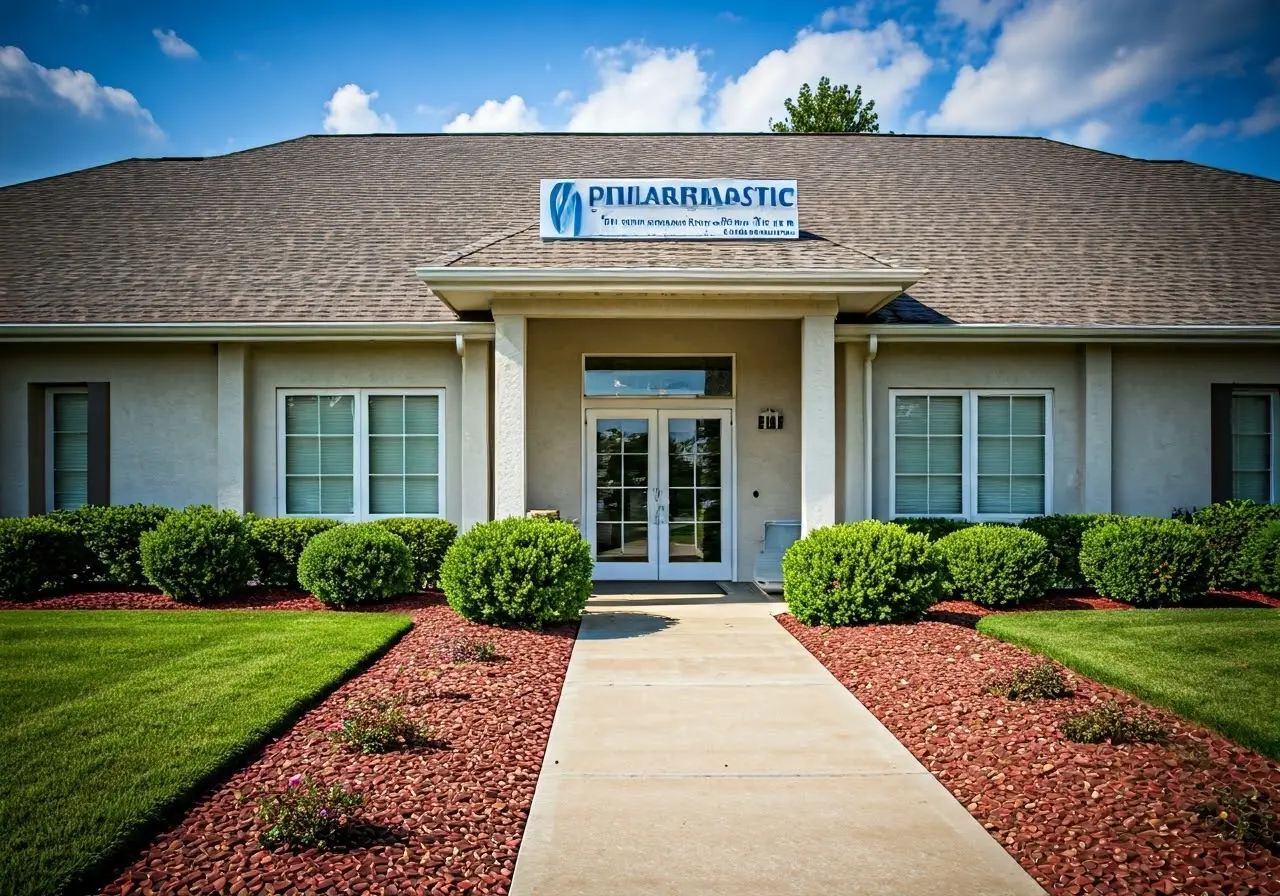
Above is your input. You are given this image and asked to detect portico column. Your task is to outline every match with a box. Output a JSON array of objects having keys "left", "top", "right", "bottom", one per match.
[
  {"left": 460, "top": 338, "right": 491, "bottom": 530},
  {"left": 216, "top": 343, "right": 248, "bottom": 513},
  {"left": 493, "top": 314, "right": 527, "bottom": 519},
  {"left": 801, "top": 314, "right": 837, "bottom": 533},
  {"left": 1083, "top": 343, "right": 1113, "bottom": 513}
]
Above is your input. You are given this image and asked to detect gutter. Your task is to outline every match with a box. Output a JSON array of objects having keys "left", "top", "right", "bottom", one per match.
[
  {"left": 415, "top": 265, "right": 927, "bottom": 294},
  {"left": 835, "top": 324, "right": 1280, "bottom": 343},
  {"left": 864, "top": 335, "right": 878, "bottom": 521},
  {"left": 0, "top": 321, "right": 497, "bottom": 343}
]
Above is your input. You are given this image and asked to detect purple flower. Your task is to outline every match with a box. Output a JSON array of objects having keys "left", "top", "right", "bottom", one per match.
[
  {"left": 287, "top": 774, "right": 304, "bottom": 789},
  {"left": 319, "top": 809, "right": 329, "bottom": 818}
]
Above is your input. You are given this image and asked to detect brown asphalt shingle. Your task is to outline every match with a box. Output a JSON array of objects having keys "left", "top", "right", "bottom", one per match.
[{"left": 1, "top": 133, "right": 1277, "bottom": 325}]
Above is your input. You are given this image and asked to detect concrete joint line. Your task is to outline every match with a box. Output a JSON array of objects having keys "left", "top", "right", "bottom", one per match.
[{"left": 543, "top": 770, "right": 935, "bottom": 780}]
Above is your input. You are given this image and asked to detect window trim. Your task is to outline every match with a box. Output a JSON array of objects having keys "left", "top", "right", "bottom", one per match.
[
  {"left": 276, "top": 388, "right": 446, "bottom": 521},
  {"left": 1231, "top": 388, "right": 1279, "bottom": 503},
  {"left": 888, "top": 388, "right": 1054, "bottom": 522},
  {"left": 45, "top": 386, "right": 89, "bottom": 513}
]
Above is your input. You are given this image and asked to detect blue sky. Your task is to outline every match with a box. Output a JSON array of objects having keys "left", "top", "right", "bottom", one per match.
[{"left": 2, "top": 0, "right": 1279, "bottom": 185}]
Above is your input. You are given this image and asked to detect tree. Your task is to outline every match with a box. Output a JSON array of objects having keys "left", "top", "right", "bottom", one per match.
[{"left": 770, "top": 77, "right": 880, "bottom": 133}]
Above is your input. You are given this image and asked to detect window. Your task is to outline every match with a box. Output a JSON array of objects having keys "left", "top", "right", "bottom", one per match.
[
  {"left": 584, "top": 356, "right": 733, "bottom": 397},
  {"left": 891, "top": 390, "right": 1051, "bottom": 520},
  {"left": 278, "top": 389, "right": 443, "bottom": 519},
  {"left": 46, "top": 388, "right": 89, "bottom": 511},
  {"left": 1232, "top": 390, "right": 1277, "bottom": 503}
]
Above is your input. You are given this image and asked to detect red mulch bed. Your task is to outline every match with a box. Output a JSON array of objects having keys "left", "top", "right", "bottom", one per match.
[
  {"left": 925, "top": 590, "right": 1280, "bottom": 628},
  {"left": 95, "top": 597, "right": 576, "bottom": 896},
  {"left": 779, "top": 614, "right": 1280, "bottom": 896},
  {"left": 0, "top": 587, "right": 433, "bottom": 612}
]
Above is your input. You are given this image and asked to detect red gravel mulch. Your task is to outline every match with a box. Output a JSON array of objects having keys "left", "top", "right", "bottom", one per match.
[
  {"left": 0, "top": 588, "right": 436, "bottom": 612},
  {"left": 97, "top": 598, "right": 577, "bottom": 896},
  {"left": 779, "top": 614, "right": 1280, "bottom": 896},
  {"left": 925, "top": 590, "right": 1280, "bottom": 628}
]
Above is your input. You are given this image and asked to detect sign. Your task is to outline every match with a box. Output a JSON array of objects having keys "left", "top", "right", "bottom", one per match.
[{"left": 540, "top": 178, "right": 799, "bottom": 240}]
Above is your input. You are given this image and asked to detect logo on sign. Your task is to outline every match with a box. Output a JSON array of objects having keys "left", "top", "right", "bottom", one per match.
[{"left": 547, "top": 181, "right": 582, "bottom": 236}]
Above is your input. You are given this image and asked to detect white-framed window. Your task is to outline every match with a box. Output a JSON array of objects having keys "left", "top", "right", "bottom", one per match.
[
  {"left": 46, "top": 387, "right": 89, "bottom": 512},
  {"left": 890, "top": 389, "right": 1052, "bottom": 521},
  {"left": 277, "top": 389, "right": 444, "bottom": 520},
  {"left": 1232, "top": 389, "right": 1277, "bottom": 503}
]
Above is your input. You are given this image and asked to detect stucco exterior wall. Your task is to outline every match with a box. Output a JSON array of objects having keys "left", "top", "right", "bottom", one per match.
[
  {"left": 247, "top": 343, "right": 464, "bottom": 521},
  {"left": 1112, "top": 346, "right": 1280, "bottom": 516},
  {"left": 526, "top": 318, "right": 802, "bottom": 582},
  {"left": 0, "top": 344, "right": 219, "bottom": 515}
]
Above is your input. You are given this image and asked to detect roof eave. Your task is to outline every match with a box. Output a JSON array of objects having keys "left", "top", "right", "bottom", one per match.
[{"left": 836, "top": 323, "right": 1280, "bottom": 342}]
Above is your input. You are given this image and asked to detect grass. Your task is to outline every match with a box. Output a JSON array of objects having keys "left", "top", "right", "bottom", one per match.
[
  {"left": 0, "top": 609, "right": 412, "bottom": 896},
  {"left": 978, "top": 608, "right": 1280, "bottom": 760}
]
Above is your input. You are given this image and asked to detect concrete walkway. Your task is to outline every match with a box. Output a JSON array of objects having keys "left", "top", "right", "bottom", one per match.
[{"left": 510, "top": 583, "right": 1045, "bottom": 896}]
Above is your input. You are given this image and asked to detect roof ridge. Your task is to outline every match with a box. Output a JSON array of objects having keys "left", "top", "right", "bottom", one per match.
[{"left": 427, "top": 223, "right": 538, "bottom": 267}]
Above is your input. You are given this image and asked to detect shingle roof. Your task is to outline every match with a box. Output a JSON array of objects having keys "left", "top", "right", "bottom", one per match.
[{"left": 1, "top": 133, "right": 1278, "bottom": 326}]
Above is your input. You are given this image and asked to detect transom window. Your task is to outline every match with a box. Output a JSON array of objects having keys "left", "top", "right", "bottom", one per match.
[
  {"left": 584, "top": 356, "right": 733, "bottom": 397},
  {"left": 891, "top": 390, "right": 1052, "bottom": 520},
  {"left": 1232, "top": 390, "right": 1277, "bottom": 503},
  {"left": 46, "top": 388, "right": 89, "bottom": 512},
  {"left": 278, "top": 389, "right": 443, "bottom": 519}
]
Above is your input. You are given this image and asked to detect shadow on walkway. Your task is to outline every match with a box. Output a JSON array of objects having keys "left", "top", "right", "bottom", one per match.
[{"left": 577, "top": 612, "right": 677, "bottom": 640}]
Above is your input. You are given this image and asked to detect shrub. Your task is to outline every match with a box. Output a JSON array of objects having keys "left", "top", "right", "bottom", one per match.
[
  {"left": 257, "top": 773, "right": 363, "bottom": 849},
  {"left": 449, "top": 637, "right": 499, "bottom": 663},
  {"left": 1195, "top": 786, "right": 1279, "bottom": 852},
  {"left": 139, "top": 506, "right": 255, "bottom": 603},
  {"left": 1191, "top": 500, "right": 1280, "bottom": 590},
  {"left": 330, "top": 700, "right": 430, "bottom": 754},
  {"left": 781, "top": 521, "right": 943, "bottom": 626},
  {"left": 248, "top": 516, "right": 341, "bottom": 589},
  {"left": 0, "top": 516, "right": 92, "bottom": 601},
  {"left": 1078, "top": 517, "right": 1210, "bottom": 606},
  {"left": 894, "top": 517, "right": 974, "bottom": 541},
  {"left": 297, "top": 523, "right": 414, "bottom": 608},
  {"left": 1018, "top": 514, "right": 1121, "bottom": 590},
  {"left": 932, "top": 525, "right": 1053, "bottom": 607},
  {"left": 59, "top": 504, "right": 172, "bottom": 587},
  {"left": 1060, "top": 700, "right": 1170, "bottom": 744},
  {"left": 373, "top": 518, "right": 458, "bottom": 590},
  {"left": 1243, "top": 519, "right": 1280, "bottom": 595},
  {"left": 439, "top": 517, "right": 592, "bottom": 628},
  {"left": 987, "top": 660, "right": 1073, "bottom": 700}
]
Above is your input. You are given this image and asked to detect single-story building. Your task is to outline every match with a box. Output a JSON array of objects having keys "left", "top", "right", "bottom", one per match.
[{"left": 1, "top": 133, "right": 1278, "bottom": 583}]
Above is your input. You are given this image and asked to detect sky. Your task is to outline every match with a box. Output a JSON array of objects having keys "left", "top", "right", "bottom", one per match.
[{"left": 1, "top": 0, "right": 1279, "bottom": 186}]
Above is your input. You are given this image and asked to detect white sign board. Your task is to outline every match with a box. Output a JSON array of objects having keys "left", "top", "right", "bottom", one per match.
[{"left": 540, "top": 178, "right": 799, "bottom": 240}]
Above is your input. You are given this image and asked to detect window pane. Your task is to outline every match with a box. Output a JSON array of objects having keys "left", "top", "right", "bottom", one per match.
[
  {"left": 1011, "top": 438, "right": 1045, "bottom": 475},
  {"left": 404, "top": 395, "right": 439, "bottom": 434},
  {"left": 405, "top": 476, "right": 439, "bottom": 515},
  {"left": 1231, "top": 394, "right": 1272, "bottom": 502},
  {"left": 286, "top": 476, "right": 321, "bottom": 515},
  {"left": 318, "top": 395, "right": 354, "bottom": 435},
  {"left": 977, "top": 436, "right": 1010, "bottom": 474},
  {"left": 368, "top": 395, "right": 403, "bottom": 434},
  {"left": 1234, "top": 395, "right": 1271, "bottom": 434},
  {"left": 930, "top": 436, "right": 962, "bottom": 475},
  {"left": 54, "top": 470, "right": 87, "bottom": 512},
  {"left": 1011, "top": 397, "right": 1046, "bottom": 435},
  {"left": 1234, "top": 472, "right": 1270, "bottom": 505},
  {"left": 286, "top": 437, "right": 319, "bottom": 476},
  {"left": 405, "top": 436, "right": 439, "bottom": 476},
  {"left": 624, "top": 488, "right": 648, "bottom": 522},
  {"left": 895, "top": 396, "right": 928, "bottom": 435},
  {"left": 285, "top": 395, "right": 319, "bottom": 434},
  {"left": 53, "top": 393, "right": 89, "bottom": 432},
  {"left": 977, "top": 396, "right": 1010, "bottom": 435},
  {"left": 369, "top": 475, "right": 405, "bottom": 515},
  {"left": 584, "top": 356, "right": 732, "bottom": 397},
  {"left": 51, "top": 393, "right": 89, "bottom": 511},
  {"left": 369, "top": 435, "right": 404, "bottom": 475},
  {"left": 928, "top": 476, "right": 962, "bottom": 514},
  {"left": 319, "top": 436, "right": 354, "bottom": 475},
  {"left": 977, "top": 476, "right": 1011, "bottom": 515},
  {"left": 54, "top": 431, "right": 88, "bottom": 471},
  {"left": 895, "top": 436, "right": 928, "bottom": 474},
  {"left": 896, "top": 476, "right": 929, "bottom": 514},
  {"left": 929, "top": 396, "right": 963, "bottom": 435},
  {"left": 1010, "top": 477, "right": 1045, "bottom": 515},
  {"left": 319, "top": 476, "right": 354, "bottom": 515},
  {"left": 597, "top": 489, "right": 621, "bottom": 522}
]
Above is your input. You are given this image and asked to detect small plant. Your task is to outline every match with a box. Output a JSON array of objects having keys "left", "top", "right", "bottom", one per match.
[
  {"left": 297, "top": 523, "right": 414, "bottom": 608},
  {"left": 987, "top": 660, "right": 1073, "bottom": 700},
  {"left": 1059, "top": 700, "right": 1170, "bottom": 744},
  {"left": 257, "top": 773, "right": 363, "bottom": 850},
  {"left": 450, "top": 637, "right": 499, "bottom": 663},
  {"left": 1195, "top": 786, "right": 1279, "bottom": 853},
  {"left": 330, "top": 699, "right": 430, "bottom": 754}
]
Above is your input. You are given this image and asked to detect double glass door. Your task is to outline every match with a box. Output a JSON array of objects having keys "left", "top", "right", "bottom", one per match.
[{"left": 587, "top": 409, "right": 733, "bottom": 581}]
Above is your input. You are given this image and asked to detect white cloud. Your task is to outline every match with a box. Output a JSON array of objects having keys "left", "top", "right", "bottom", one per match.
[
  {"left": 1184, "top": 55, "right": 1280, "bottom": 143},
  {"left": 567, "top": 44, "right": 707, "bottom": 131},
  {"left": 0, "top": 45, "right": 162, "bottom": 137},
  {"left": 1050, "top": 118, "right": 1111, "bottom": 148},
  {"left": 152, "top": 28, "right": 198, "bottom": 60},
  {"left": 322, "top": 83, "right": 396, "bottom": 134},
  {"left": 444, "top": 95, "right": 543, "bottom": 132},
  {"left": 712, "top": 22, "right": 931, "bottom": 131},
  {"left": 553, "top": 88, "right": 574, "bottom": 107},
  {"left": 936, "top": 0, "right": 1017, "bottom": 31},
  {"left": 818, "top": 4, "right": 872, "bottom": 29}
]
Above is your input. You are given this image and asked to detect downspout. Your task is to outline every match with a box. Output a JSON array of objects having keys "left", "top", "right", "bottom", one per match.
[{"left": 863, "top": 335, "right": 878, "bottom": 520}]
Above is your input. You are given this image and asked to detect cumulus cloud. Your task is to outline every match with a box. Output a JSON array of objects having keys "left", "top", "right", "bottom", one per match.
[
  {"left": 567, "top": 44, "right": 707, "bottom": 131},
  {"left": 0, "top": 45, "right": 162, "bottom": 137},
  {"left": 322, "top": 84, "right": 396, "bottom": 134},
  {"left": 152, "top": 28, "right": 198, "bottom": 60},
  {"left": 936, "top": 0, "right": 1017, "bottom": 31},
  {"left": 444, "top": 95, "right": 543, "bottom": 132},
  {"left": 1184, "top": 55, "right": 1280, "bottom": 143}
]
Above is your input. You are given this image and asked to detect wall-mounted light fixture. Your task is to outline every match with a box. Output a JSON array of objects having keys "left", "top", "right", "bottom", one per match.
[{"left": 758, "top": 408, "right": 784, "bottom": 430}]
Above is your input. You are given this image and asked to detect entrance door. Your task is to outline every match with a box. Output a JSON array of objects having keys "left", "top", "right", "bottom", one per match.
[{"left": 586, "top": 409, "right": 733, "bottom": 581}]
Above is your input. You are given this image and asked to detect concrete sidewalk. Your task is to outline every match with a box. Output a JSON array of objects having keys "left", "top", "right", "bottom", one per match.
[{"left": 509, "top": 583, "right": 1045, "bottom": 896}]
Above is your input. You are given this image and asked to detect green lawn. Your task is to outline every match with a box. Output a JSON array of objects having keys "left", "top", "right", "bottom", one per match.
[
  {"left": 977, "top": 608, "right": 1280, "bottom": 760},
  {"left": 0, "top": 610, "right": 411, "bottom": 896}
]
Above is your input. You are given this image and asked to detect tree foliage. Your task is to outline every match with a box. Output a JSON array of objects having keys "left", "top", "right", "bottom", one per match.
[{"left": 770, "top": 77, "right": 880, "bottom": 133}]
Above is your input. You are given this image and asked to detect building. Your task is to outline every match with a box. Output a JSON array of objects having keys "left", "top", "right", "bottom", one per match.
[{"left": 1, "top": 133, "right": 1278, "bottom": 583}]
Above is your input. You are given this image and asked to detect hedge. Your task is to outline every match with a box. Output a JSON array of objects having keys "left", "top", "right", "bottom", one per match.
[
  {"left": 57, "top": 504, "right": 171, "bottom": 587},
  {"left": 139, "top": 506, "right": 256, "bottom": 603},
  {"left": 1242, "top": 519, "right": 1280, "bottom": 595},
  {"left": 1190, "top": 500, "right": 1280, "bottom": 590},
  {"left": 248, "top": 516, "right": 341, "bottom": 590},
  {"left": 1018, "top": 514, "right": 1120, "bottom": 590},
  {"left": 0, "top": 517, "right": 92, "bottom": 601},
  {"left": 297, "top": 523, "right": 414, "bottom": 608},
  {"left": 933, "top": 525, "right": 1054, "bottom": 607},
  {"left": 373, "top": 518, "right": 458, "bottom": 591},
  {"left": 1079, "top": 517, "right": 1210, "bottom": 606},
  {"left": 893, "top": 517, "right": 975, "bottom": 542}
]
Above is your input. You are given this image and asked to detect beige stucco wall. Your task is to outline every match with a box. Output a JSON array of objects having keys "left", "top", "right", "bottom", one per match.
[
  {"left": 247, "top": 342, "right": 464, "bottom": 521},
  {"left": 526, "top": 318, "right": 802, "bottom": 581},
  {"left": 0, "top": 344, "right": 219, "bottom": 515},
  {"left": 1112, "top": 346, "right": 1280, "bottom": 516}
]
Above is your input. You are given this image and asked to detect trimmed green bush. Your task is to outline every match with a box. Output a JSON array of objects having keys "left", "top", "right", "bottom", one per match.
[
  {"left": 439, "top": 517, "right": 592, "bottom": 628},
  {"left": 248, "top": 516, "right": 341, "bottom": 590},
  {"left": 933, "top": 524, "right": 1054, "bottom": 607},
  {"left": 1078, "top": 517, "right": 1210, "bottom": 606},
  {"left": 373, "top": 518, "right": 458, "bottom": 590},
  {"left": 894, "top": 517, "right": 974, "bottom": 541},
  {"left": 139, "top": 506, "right": 255, "bottom": 603},
  {"left": 1242, "top": 519, "right": 1280, "bottom": 595},
  {"left": 297, "top": 523, "right": 414, "bottom": 608},
  {"left": 1191, "top": 500, "right": 1280, "bottom": 590},
  {"left": 781, "top": 521, "right": 943, "bottom": 626},
  {"left": 0, "top": 517, "right": 92, "bottom": 601},
  {"left": 1018, "top": 514, "right": 1120, "bottom": 590},
  {"left": 58, "top": 504, "right": 171, "bottom": 587}
]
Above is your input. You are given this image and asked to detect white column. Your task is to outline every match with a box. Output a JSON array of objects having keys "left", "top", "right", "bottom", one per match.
[
  {"left": 801, "top": 315, "right": 837, "bottom": 533},
  {"left": 460, "top": 338, "right": 491, "bottom": 530},
  {"left": 1083, "top": 343, "right": 1113, "bottom": 513},
  {"left": 842, "top": 340, "right": 867, "bottom": 522},
  {"left": 493, "top": 314, "right": 527, "bottom": 519},
  {"left": 216, "top": 343, "right": 248, "bottom": 513}
]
